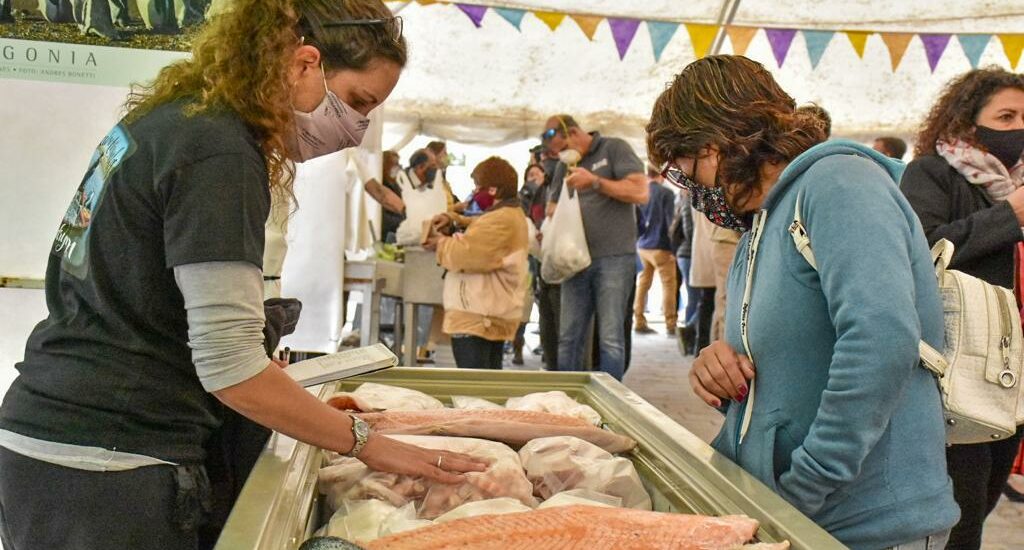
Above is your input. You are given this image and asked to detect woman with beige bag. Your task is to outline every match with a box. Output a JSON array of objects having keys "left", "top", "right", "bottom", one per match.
[{"left": 900, "top": 67, "right": 1024, "bottom": 550}]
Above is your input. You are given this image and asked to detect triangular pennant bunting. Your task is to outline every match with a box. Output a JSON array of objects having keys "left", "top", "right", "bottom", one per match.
[
  {"left": 534, "top": 11, "right": 566, "bottom": 32},
  {"left": 802, "top": 30, "right": 834, "bottom": 68},
  {"left": 685, "top": 23, "right": 719, "bottom": 59},
  {"left": 957, "top": 34, "right": 991, "bottom": 68},
  {"left": 456, "top": 4, "right": 487, "bottom": 28},
  {"left": 608, "top": 18, "right": 642, "bottom": 60},
  {"left": 1000, "top": 34, "right": 1024, "bottom": 69},
  {"left": 648, "top": 21, "right": 679, "bottom": 61},
  {"left": 570, "top": 14, "right": 603, "bottom": 41},
  {"left": 844, "top": 31, "right": 871, "bottom": 59},
  {"left": 494, "top": 7, "right": 526, "bottom": 30},
  {"left": 726, "top": 26, "right": 758, "bottom": 56},
  {"left": 880, "top": 33, "right": 914, "bottom": 71},
  {"left": 920, "top": 33, "right": 952, "bottom": 72},
  {"left": 765, "top": 28, "right": 797, "bottom": 67}
]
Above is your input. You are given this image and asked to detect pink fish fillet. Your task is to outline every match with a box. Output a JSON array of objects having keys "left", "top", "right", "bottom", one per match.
[
  {"left": 350, "top": 409, "right": 637, "bottom": 454},
  {"left": 365, "top": 505, "right": 767, "bottom": 550}
]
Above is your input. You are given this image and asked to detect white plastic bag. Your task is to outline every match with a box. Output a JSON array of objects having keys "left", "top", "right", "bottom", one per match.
[
  {"left": 537, "top": 488, "right": 622, "bottom": 509},
  {"left": 325, "top": 499, "right": 398, "bottom": 541},
  {"left": 433, "top": 498, "right": 533, "bottom": 523},
  {"left": 506, "top": 391, "right": 601, "bottom": 426},
  {"left": 540, "top": 182, "right": 591, "bottom": 284},
  {"left": 450, "top": 395, "right": 504, "bottom": 410},
  {"left": 327, "top": 382, "right": 445, "bottom": 412},
  {"left": 377, "top": 503, "right": 434, "bottom": 537},
  {"left": 519, "top": 436, "right": 652, "bottom": 510}
]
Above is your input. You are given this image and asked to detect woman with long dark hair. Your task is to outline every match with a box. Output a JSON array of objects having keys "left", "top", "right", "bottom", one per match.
[
  {"left": 900, "top": 67, "right": 1024, "bottom": 550},
  {"left": 647, "top": 55, "right": 958, "bottom": 549},
  {"left": 0, "top": 2, "right": 486, "bottom": 548}
]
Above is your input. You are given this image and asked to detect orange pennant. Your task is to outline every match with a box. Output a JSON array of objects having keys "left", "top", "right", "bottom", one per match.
[
  {"left": 1000, "top": 34, "right": 1024, "bottom": 69},
  {"left": 570, "top": 14, "right": 603, "bottom": 41},
  {"left": 685, "top": 23, "right": 720, "bottom": 59},
  {"left": 726, "top": 26, "right": 758, "bottom": 56},
  {"left": 880, "top": 32, "right": 914, "bottom": 71},
  {"left": 844, "top": 31, "right": 871, "bottom": 58},
  {"left": 534, "top": 11, "right": 566, "bottom": 32}
]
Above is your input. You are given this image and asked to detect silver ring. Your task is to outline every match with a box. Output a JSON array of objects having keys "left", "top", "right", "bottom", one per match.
[{"left": 437, "top": 456, "right": 443, "bottom": 469}]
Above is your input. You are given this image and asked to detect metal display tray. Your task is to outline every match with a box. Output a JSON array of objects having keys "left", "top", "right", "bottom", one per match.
[{"left": 214, "top": 368, "right": 846, "bottom": 550}]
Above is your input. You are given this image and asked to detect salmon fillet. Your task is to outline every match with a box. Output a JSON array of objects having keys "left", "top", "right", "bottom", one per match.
[
  {"left": 349, "top": 410, "right": 637, "bottom": 454},
  {"left": 364, "top": 505, "right": 765, "bottom": 550}
]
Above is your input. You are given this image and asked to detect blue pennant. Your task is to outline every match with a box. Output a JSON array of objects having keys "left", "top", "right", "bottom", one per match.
[
  {"left": 648, "top": 21, "right": 680, "bottom": 62},
  {"left": 494, "top": 7, "right": 526, "bottom": 30},
  {"left": 958, "top": 34, "right": 991, "bottom": 68},
  {"left": 802, "top": 30, "right": 834, "bottom": 69}
]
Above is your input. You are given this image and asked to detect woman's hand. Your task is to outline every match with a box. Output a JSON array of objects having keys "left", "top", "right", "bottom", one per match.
[
  {"left": 690, "top": 340, "right": 755, "bottom": 407},
  {"left": 357, "top": 433, "right": 490, "bottom": 484}
]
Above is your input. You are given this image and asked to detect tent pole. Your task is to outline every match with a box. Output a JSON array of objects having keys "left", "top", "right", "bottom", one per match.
[{"left": 710, "top": 0, "right": 743, "bottom": 56}]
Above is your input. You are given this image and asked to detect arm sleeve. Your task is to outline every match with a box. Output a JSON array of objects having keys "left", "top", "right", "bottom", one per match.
[
  {"left": 900, "top": 160, "right": 1021, "bottom": 268},
  {"left": 174, "top": 261, "right": 270, "bottom": 392},
  {"left": 776, "top": 158, "right": 925, "bottom": 516},
  {"left": 436, "top": 214, "right": 509, "bottom": 273},
  {"left": 163, "top": 153, "right": 270, "bottom": 268},
  {"left": 609, "top": 139, "right": 645, "bottom": 180}
]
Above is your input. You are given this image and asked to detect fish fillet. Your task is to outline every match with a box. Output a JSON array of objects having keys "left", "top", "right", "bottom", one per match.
[
  {"left": 365, "top": 505, "right": 764, "bottom": 550},
  {"left": 349, "top": 409, "right": 637, "bottom": 454}
]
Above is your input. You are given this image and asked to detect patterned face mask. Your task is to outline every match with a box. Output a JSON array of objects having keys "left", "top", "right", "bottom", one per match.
[{"left": 663, "top": 158, "right": 752, "bottom": 232}]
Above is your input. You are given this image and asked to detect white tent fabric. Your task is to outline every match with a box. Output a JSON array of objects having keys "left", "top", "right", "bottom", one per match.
[{"left": 383, "top": 0, "right": 1024, "bottom": 150}]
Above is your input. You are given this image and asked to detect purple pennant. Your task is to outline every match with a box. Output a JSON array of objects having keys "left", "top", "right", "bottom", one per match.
[
  {"left": 920, "top": 33, "right": 952, "bottom": 72},
  {"left": 608, "top": 18, "right": 642, "bottom": 60},
  {"left": 456, "top": 4, "right": 488, "bottom": 28},
  {"left": 765, "top": 28, "right": 797, "bottom": 67}
]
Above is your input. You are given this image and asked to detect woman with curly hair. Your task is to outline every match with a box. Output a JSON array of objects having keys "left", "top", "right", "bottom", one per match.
[
  {"left": 0, "top": 1, "right": 487, "bottom": 548},
  {"left": 900, "top": 67, "right": 1024, "bottom": 550},
  {"left": 647, "top": 55, "right": 958, "bottom": 549}
]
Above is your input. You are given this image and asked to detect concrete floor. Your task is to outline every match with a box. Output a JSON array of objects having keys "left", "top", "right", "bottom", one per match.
[{"left": 506, "top": 321, "right": 1023, "bottom": 550}]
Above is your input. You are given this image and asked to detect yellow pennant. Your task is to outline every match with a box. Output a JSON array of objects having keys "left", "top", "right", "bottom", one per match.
[
  {"left": 534, "top": 11, "right": 566, "bottom": 32},
  {"left": 1000, "top": 34, "right": 1024, "bottom": 69},
  {"left": 880, "top": 32, "right": 914, "bottom": 71},
  {"left": 726, "top": 26, "right": 758, "bottom": 56},
  {"left": 686, "top": 23, "right": 720, "bottom": 59},
  {"left": 571, "top": 14, "right": 603, "bottom": 41},
  {"left": 844, "top": 31, "right": 871, "bottom": 58}
]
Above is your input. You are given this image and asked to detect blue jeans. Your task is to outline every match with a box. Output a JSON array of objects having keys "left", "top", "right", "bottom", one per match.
[
  {"left": 677, "top": 256, "right": 700, "bottom": 325},
  {"left": 885, "top": 529, "right": 950, "bottom": 550},
  {"left": 558, "top": 254, "right": 635, "bottom": 380}
]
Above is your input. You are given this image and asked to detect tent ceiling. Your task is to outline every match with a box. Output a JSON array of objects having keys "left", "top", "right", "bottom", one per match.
[{"left": 383, "top": 1, "right": 1024, "bottom": 151}]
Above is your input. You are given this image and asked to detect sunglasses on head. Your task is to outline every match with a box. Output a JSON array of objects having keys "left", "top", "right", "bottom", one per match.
[{"left": 541, "top": 128, "right": 560, "bottom": 141}]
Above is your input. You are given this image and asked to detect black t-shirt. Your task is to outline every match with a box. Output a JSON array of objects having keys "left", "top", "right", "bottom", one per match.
[
  {"left": 380, "top": 178, "right": 405, "bottom": 241},
  {"left": 0, "top": 101, "right": 270, "bottom": 463}
]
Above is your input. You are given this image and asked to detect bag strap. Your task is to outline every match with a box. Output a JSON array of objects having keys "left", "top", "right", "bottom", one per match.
[
  {"left": 788, "top": 193, "right": 817, "bottom": 269},
  {"left": 931, "top": 238, "right": 954, "bottom": 281}
]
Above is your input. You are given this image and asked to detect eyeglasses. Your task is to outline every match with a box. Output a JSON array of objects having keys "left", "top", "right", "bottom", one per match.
[
  {"left": 317, "top": 16, "right": 404, "bottom": 41},
  {"left": 661, "top": 162, "right": 696, "bottom": 191}
]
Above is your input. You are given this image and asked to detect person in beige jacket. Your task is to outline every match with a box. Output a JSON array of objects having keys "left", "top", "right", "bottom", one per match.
[{"left": 425, "top": 157, "right": 529, "bottom": 369}]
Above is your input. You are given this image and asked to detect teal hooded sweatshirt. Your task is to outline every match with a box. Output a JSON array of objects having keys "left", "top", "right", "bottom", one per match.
[{"left": 712, "top": 141, "right": 959, "bottom": 549}]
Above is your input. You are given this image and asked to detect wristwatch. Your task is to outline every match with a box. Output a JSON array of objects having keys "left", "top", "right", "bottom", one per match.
[
  {"left": 591, "top": 176, "right": 602, "bottom": 190},
  {"left": 344, "top": 415, "right": 371, "bottom": 458}
]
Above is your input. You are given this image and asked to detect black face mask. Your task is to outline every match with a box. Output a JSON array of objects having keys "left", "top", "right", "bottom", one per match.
[{"left": 976, "top": 126, "right": 1024, "bottom": 170}]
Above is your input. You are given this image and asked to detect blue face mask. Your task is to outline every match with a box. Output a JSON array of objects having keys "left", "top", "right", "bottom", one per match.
[
  {"left": 664, "top": 159, "right": 751, "bottom": 233},
  {"left": 424, "top": 168, "right": 438, "bottom": 184}
]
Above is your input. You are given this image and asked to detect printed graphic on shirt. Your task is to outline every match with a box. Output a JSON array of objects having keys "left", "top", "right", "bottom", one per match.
[{"left": 54, "top": 124, "right": 136, "bottom": 279}]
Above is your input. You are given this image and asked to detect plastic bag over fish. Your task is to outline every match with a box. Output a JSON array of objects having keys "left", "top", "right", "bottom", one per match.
[
  {"left": 519, "top": 436, "right": 651, "bottom": 510},
  {"left": 450, "top": 395, "right": 504, "bottom": 410},
  {"left": 327, "top": 382, "right": 445, "bottom": 412},
  {"left": 506, "top": 391, "right": 601, "bottom": 426}
]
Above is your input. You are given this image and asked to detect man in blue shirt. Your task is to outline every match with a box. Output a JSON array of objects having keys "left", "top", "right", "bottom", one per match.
[{"left": 634, "top": 166, "right": 678, "bottom": 336}]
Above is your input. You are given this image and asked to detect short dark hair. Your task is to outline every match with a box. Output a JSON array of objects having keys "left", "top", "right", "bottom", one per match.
[
  {"left": 550, "top": 114, "right": 580, "bottom": 131},
  {"left": 796, "top": 104, "right": 832, "bottom": 138},
  {"left": 408, "top": 149, "right": 430, "bottom": 168},
  {"left": 472, "top": 157, "right": 519, "bottom": 200},
  {"left": 426, "top": 141, "right": 447, "bottom": 155},
  {"left": 875, "top": 136, "right": 907, "bottom": 159}
]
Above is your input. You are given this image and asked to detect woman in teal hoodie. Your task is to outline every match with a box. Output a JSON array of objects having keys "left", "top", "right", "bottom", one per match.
[{"left": 647, "top": 55, "right": 959, "bottom": 550}]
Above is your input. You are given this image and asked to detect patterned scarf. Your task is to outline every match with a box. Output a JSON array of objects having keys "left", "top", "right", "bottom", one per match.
[{"left": 936, "top": 138, "right": 1024, "bottom": 201}]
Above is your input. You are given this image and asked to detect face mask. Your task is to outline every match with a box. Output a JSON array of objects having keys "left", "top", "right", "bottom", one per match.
[
  {"left": 388, "top": 166, "right": 400, "bottom": 180},
  {"left": 291, "top": 66, "right": 370, "bottom": 162},
  {"left": 976, "top": 126, "right": 1024, "bottom": 170},
  {"left": 675, "top": 158, "right": 751, "bottom": 232},
  {"left": 558, "top": 148, "right": 582, "bottom": 166},
  {"left": 424, "top": 167, "right": 438, "bottom": 184}
]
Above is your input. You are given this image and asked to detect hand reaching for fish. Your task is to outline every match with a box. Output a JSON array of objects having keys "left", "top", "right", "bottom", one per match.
[
  {"left": 357, "top": 434, "right": 490, "bottom": 484},
  {"left": 690, "top": 341, "right": 755, "bottom": 407}
]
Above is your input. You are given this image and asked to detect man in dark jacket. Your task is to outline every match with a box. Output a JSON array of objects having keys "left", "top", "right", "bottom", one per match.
[{"left": 633, "top": 166, "right": 678, "bottom": 336}]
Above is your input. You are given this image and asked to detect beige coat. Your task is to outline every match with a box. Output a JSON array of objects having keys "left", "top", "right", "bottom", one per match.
[
  {"left": 689, "top": 208, "right": 717, "bottom": 288},
  {"left": 436, "top": 205, "right": 529, "bottom": 342}
]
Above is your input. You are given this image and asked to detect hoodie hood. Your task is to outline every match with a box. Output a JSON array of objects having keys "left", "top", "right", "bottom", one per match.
[{"left": 763, "top": 139, "right": 906, "bottom": 212}]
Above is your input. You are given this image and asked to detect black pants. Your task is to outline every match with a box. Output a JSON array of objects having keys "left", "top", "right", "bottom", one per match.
[
  {"left": 451, "top": 335, "right": 504, "bottom": 370},
  {"left": 694, "top": 287, "right": 716, "bottom": 352},
  {"left": 945, "top": 428, "right": 1024, "bottom": 550},
  {"left": 0, "top": 446, "right": 209, "bottom": 550},
  {"left": 537, "top": 277, "right": 561, "bottom": 370}
]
